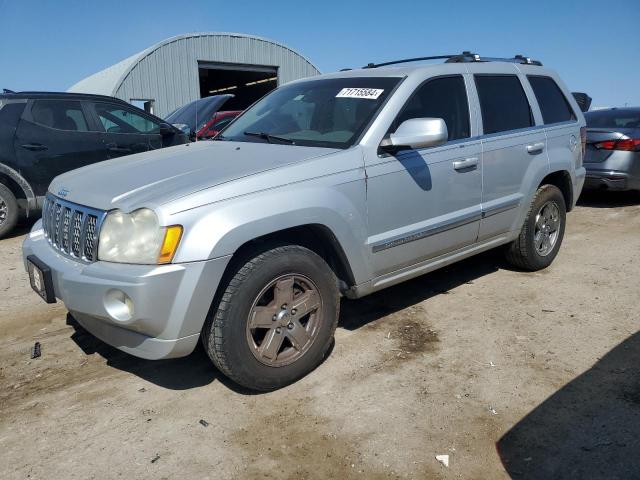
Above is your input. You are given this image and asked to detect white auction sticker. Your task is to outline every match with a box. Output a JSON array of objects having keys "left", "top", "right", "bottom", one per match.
[{"left": 336, "top": 88, "right": 384, "bottom": 99}]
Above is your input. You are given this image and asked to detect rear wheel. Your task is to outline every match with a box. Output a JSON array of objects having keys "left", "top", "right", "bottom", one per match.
[
  {"left": 202, "top": 245, "right": 340, "bottom": 391},
  {"left": 0, "top": 183, "right": 19, "bottom": 239},
  {"left": 505, "top": 184, "right": 566, "bottom": 271}
]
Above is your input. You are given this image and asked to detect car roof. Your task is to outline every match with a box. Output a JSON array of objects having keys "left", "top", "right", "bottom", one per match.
[
  {"left": 291, "top": 60, "right": 550, "bottom": 82},
  {"left": 0, "top": 91, "right": 130, "bottom": 104},
  {"left": 585, "top": 107, "right": 640, "bottom": 114}
]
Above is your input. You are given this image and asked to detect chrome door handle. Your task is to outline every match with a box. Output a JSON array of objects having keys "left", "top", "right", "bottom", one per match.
[
  {"left": 526, "top": 142, "right": 545, "bottom": 154},
  {"left": 453, "top": 157, "right": 478, "bottom": 171}
]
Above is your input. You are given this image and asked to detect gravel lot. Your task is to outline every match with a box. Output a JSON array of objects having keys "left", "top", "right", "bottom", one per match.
[{"left": 1, "top": 191, "right": 639, "bottom": 480}]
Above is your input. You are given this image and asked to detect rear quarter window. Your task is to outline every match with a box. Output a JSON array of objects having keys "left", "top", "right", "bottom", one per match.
[
  {"left": 0, "top": 101, "right": 26, "bottom": 129},
  {"left": 527, "top": 76, "right": 576, "bottom": 124}
]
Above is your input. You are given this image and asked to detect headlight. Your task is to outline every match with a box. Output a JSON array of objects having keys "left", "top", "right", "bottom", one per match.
[{"left": 98, "top": 208, "right": 182, "bottom": 264}]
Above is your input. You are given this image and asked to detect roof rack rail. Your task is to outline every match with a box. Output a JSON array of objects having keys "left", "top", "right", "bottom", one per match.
[{"left": 362, "top": 52, "right": 542, "bottom": 69}]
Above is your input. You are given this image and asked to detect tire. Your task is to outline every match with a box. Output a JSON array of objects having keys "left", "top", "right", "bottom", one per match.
[
  {"left": 505, "top": 184, "right": 567, "bottom": 271},
  {"left": 202, "top": 245, "right": 340, "bottom": 391},
  {"left": 0, "top": 183, "right": 19, "bottom": 239}
]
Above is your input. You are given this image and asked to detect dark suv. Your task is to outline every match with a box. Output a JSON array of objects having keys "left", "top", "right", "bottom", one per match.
[{"left": 0, "top": 92, "right": 187, "bottom": 237}]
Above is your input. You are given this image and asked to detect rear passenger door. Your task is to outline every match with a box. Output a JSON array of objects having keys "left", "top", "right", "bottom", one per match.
[
  {"left": 88, "top": 102, "right": 163, "bottom": 159},
  {"left": 364, "top": 75, "right": 482, "bottom": 277},
  {"left": 471, "top": 71, "right": 547, "bottom": 240},
  {"left": 13, "top": 99, "right": 105, "bottom": 194}
]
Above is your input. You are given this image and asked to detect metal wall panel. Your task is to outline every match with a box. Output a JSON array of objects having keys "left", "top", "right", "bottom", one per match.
[{"left": 107, "top": 33, "right": 320, "bottom": 117}]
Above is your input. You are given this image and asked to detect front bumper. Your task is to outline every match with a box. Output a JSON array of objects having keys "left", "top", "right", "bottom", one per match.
[{"left": 22, "top": 221, "right": 231, "bottom": 359}]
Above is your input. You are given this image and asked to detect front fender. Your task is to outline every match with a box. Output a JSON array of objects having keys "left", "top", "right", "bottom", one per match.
[{"left": 168, "top": 179, "right": 372, "bottom": 284}]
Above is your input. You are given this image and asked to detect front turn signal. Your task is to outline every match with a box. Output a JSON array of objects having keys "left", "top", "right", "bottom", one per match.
[{"left": 158, "top": 225, "right": 183, "bottom": 264}]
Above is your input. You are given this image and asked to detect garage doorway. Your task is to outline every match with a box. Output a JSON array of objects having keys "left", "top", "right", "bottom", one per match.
[{"left": 198, "top": 62, "right": 278, "bottom": 110}]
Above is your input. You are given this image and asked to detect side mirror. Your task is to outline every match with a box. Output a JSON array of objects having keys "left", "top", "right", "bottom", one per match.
[
  {"left": 159, "top": 122, "right": 174, "bottom": 137},
  {"left": 380, "top": 118, "right": 448, "bottom": 150}
]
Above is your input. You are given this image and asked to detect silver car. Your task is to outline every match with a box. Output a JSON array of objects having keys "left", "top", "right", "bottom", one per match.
[
  {"left": 583, "top": 107, "right": 640, "bottom": 191},
  {"left": 22, "top": 53, "right": 586, "bottom": 390}
]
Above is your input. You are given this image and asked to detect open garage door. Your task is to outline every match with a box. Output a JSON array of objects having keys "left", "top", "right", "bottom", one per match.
[{"left": 198, "top": 62, "right": 278, "bottom": 110}]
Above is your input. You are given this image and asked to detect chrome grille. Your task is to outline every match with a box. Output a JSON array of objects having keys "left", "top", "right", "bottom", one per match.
[
  {"left": 41, "top": 194, "right": 106, "bottom": 263},
  {"left": 72, "top": 211, "right": 83, "bottom": 257},
  {"left": 61, "top": 207, "right": 71, "bottom": 252},
  {"left": 84, "top": 215, "right": 97, "bottom": 261}
]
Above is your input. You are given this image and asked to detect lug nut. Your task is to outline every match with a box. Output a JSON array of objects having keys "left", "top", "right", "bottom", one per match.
[
  {"left": 281, "top": 304, "right": 287, "bottom": 309},
  {"left": 291, "top": 309, "right": 297, "bottom": 315},
  {"left": 287, "top": 323, "right": 294, "bottom": 330},
  {"left": 276, "top": 327, "right": 282, "bottom": 334},
  {"left": 272, "top": 314, "right": 277, "bottom": 321}
]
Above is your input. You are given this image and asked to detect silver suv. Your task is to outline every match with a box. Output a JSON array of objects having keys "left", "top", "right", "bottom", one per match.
[{"left": 23, "top": 53, "right": 586, "bottom": 390}]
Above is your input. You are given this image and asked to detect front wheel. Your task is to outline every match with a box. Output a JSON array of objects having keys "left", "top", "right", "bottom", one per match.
[
  {"left": 505, "top": 184, "right": 567, "bottom": 271},
  {"left": 202, "top": 245, "right": 340, "bottom": 391}
]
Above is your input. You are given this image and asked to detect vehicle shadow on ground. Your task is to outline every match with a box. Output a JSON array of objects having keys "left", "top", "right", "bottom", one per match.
[
  {"left": 497, "top": 331, "right": 640, "bottom": 479},
  {"left": 577, "top": 190, "right": 640, "bottom": 208},
  {"left": 339, "top": 248, "right": 505, "bottom": 330},
  {"left": 3, "top": 217, "right": 38, "bottom": 240},
  {"left": 67, "top": 247, "right": 510, "bottom": 392},
  {"left": 67, "top": 314, "right": 256, "bottom": 394}
]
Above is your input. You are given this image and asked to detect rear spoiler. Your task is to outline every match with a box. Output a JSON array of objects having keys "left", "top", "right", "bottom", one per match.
[{"left": 572, "top": 92, "right": 592, "bottom": 113}]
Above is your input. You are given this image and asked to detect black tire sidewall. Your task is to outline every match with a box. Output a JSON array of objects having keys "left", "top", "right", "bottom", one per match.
[
  {"left": 523, "top": 186, "right": 567, "bottom": 269},
  {"left": 0, "top": 184, "right": 19, "bottom": 238},
  {"left": 210, "top": 247, "right": 339, "bottom": 390}
]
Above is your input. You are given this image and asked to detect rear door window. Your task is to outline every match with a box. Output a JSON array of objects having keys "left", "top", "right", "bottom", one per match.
[
  {"left": 93, "top": 103, "right": 160, "bottom": 134},
  {"left": 474, "top": 75, "right": 533, "bottom": 134},
  {"left": 527, "top": 76, "right": 576, "bottom": 124},
  {"left": 31, "top": 100, "right": 89, "bottom": 131},
  {"left": 392, "top": 75, "right": 470, "bottom": 141}
]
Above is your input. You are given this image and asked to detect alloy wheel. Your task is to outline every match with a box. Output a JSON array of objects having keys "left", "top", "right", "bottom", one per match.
[
  {"left": 534, "top": 200, "right": 561, "bottom": 256},
  {"left": 246, "top": 274, "right": 323, "bottom": 367},
  {"left": 0, "top": 195, "right": 7, "bottom": 226}
]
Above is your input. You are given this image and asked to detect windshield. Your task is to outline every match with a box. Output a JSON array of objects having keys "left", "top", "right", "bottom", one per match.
[
  {"left": 165, "top": 94, "right": 233, "bottom": 132},
  {"left": 585, "top": 109, "right": 640, "bottom": 129},
  {"left": 220, "top": 77, "right": 401, "bottom": 149}
]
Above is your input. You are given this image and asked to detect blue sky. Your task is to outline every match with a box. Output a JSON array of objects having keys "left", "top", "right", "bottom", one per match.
[{"left": 0, "top": 0, "right": 638, "bottom": 108}]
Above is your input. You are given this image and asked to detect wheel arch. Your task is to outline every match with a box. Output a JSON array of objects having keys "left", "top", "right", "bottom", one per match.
[
  {"left": 0, "top": 162, "right": 36, "bottom": 214},
  {"left": 538, "top": 170, "right": 573, "bottom": 212},
  {"left": 228, "top": 223, "right": 357, "bottom": 292}
]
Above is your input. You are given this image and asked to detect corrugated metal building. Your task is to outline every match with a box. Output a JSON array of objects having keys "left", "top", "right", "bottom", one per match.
[{"left": 68, "top": 32, "right": 321, "bottom": 117}]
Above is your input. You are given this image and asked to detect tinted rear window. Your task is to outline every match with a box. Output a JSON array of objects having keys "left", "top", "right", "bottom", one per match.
[
  {"left": 31, "top": 100, "right": 89, "bottom": 131},
  {"left": 528, "top": 76, "right": 576, "bottom": 124},
  {"left": 475, "top": 75, "right": 533, "bottom": 134},
  {"left": 585, "top": 110, "right": 640, "bottom": 129}
]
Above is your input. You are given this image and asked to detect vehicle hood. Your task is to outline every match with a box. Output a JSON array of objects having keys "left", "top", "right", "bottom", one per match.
[{"left": 49, "top": 141, "right": 339, "bottom": 211}]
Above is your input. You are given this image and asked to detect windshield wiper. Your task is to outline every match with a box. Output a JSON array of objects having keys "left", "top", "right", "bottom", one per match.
[{"left": 244, "top": 131, "right": 295, "bottom": 145}]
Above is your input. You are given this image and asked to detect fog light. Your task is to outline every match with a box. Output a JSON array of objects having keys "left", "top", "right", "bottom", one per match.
[{"left": 104, "top": 289, "right": 134, "bottom": 322}]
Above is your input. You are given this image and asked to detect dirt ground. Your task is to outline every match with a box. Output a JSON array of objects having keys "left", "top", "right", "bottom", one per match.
[{"left": 1, "top": 191, "right": 639, "bottom": 480}]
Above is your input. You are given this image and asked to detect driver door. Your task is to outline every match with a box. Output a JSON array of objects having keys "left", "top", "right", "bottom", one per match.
[{"left": 364, "top": 75, "right": 483, "bottom": 277}]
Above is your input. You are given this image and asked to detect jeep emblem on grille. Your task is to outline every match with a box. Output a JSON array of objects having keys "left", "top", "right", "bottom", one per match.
[{"left": 58, "top": 187, "right": 70, "bottom": 198}]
